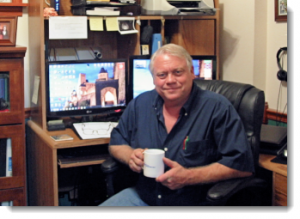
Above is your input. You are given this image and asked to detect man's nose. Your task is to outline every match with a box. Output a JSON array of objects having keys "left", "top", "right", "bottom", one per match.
[{"left": 166, "top": 73, "right": 176, "bottom": 83}]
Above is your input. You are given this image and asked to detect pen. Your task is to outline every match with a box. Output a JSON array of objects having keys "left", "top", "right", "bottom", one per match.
[{"left": 183, "top": 136, "right": 189, "bottom": 150}]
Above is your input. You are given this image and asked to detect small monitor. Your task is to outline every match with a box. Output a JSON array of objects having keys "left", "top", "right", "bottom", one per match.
[
  {"left": 46, "top": 59, "right": 128, "bottom": 119},
  {"left": 191, "top": 55, "right": 217, "bottom": 80},
  {"left": 129, "top": 55, "right": 217, "bottom": 99}
]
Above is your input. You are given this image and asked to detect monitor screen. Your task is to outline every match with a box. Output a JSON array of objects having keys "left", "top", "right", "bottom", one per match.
[
  {"left": 129, "top": 55, "right": 217, "bottom": 99},
  {"left": 46, "top": 59, "right": 128, "bottom": 119}
]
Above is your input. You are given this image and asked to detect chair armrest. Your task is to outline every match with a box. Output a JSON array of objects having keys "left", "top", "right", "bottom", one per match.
[
  {"left": 206, "top": 177, "right": 267, "bottom": 205},
  {"left": 101, "top": 156, "right": 119, "bottom": 174}
]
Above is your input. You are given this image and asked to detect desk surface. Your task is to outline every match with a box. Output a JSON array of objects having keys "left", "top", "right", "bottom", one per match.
[
  {"left": 27, "top": 120, "right": 110, "bottom": 149},
  {"left": 259, "top": 154, "right": 287, "bottom": 176}
]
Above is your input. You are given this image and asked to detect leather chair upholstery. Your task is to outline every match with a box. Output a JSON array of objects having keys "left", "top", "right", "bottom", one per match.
[{"left": 101, "top": 80, "right": 266, "bottom": 206}]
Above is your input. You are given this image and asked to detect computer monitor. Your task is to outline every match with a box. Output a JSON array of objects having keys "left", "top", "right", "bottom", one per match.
[
  {"left": 129, "top": 55, "right": 217, "bottom": 99},
  {"left": 46, "top": 59, "right": 128, "bottom": 120}
]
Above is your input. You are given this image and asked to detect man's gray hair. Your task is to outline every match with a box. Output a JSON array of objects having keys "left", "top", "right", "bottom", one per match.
[{"left": 149, "top": 43, "right": 193, "bottom": 74}]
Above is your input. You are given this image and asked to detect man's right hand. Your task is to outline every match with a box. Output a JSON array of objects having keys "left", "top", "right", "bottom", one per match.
[{"left": 128, "top": 148, "right": 146, "bottom": 173}]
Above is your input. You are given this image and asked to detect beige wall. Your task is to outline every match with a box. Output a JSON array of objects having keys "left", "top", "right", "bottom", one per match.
[
  {"left": 219, "top": 0, "right": 287, "bottom": 112},
  {"left": 16, "top": 7, "right": 30, "bottom": 109},
  {"left": 17, "top": 0, "right": 288, "bottom": 112}
]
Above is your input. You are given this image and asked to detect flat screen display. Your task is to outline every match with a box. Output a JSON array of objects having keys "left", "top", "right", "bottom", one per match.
[
  {"left": 129, "top": 55, "right": 217, "bottom": 99},
  {"left": 46, "top": 59, "right": 128, "bottom": 118}
]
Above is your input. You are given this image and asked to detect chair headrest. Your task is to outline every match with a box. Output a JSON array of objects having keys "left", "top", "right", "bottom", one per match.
[{"left": 194, "top": 80, "right": 254, "bottom": 110}]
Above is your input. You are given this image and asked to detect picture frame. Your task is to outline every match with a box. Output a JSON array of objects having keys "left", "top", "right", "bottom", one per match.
[
  {"left": 0, "top": 16, "right": 17, "bottom": 46},
  {"left": 275, "top": 0, "right": 287, "bottom": 22}
]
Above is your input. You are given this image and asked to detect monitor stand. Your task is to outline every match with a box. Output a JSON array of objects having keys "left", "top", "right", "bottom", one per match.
[{"left": 81, "top": 115, "right": 94, "bottom": 123}]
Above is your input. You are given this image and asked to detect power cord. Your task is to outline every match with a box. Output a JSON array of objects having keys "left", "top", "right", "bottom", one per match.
[{"left": 276, "top": 82, "right": 287, "bottom": 126}]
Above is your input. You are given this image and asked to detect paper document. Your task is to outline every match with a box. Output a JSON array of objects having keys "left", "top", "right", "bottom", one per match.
[
  {"left": 49, "top": 16, "right": 88, "bottom": 39},
  {"left": 73, "top": 122, "right": 118, "bottom": 139},
  {"left": 87, "top": 7, "right": 120, "bottom": 16}
]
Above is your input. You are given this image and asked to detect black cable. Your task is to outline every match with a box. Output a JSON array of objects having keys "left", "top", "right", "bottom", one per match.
[{"left": 276, "top": 82, "right": 282, "bottom": 126}]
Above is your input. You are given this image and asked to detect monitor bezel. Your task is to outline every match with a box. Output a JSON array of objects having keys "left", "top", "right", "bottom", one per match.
[{"left": 45, "top": 59, "right": 129, "bottom": 119}]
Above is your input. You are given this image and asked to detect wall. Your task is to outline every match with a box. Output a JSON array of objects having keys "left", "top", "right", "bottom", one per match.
[
  {"left": 219, "top": 0, "right": 287, "bottom": 112},
  {"left": 17, "top": 0, "right": 288, "bottom": 112},
  {"left": 265, "top": 0, "right": 287, "bottom": 112},
  {"left": 16, "top": 7, "right": 30, "bottom": 109}
]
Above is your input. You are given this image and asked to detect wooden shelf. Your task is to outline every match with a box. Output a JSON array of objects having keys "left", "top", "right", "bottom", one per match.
[
  {"left": 0, "top": 2, "right": 28, "bottom": 17},
  {"left": 58, "top": 154, "right": 110, "bottom": 168}
]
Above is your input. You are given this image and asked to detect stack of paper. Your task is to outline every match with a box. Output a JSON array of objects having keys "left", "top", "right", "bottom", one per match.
[
  {"left": 86, "top": 7, "right": 120, "bottom": 16},
  {"left": 73, "top": 122, "right": 118, "bottom": 139}
]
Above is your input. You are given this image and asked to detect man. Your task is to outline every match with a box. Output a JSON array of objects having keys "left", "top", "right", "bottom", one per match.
[{"left": 100, "top": 44, "right": 254, "bottom": 206}]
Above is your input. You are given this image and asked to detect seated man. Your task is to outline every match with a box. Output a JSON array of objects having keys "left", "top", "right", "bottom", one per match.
[{"left": 100, "top": 44, "right": 254, "bottom": 206}]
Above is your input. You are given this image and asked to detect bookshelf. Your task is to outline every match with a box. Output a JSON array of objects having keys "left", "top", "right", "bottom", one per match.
[{"left": 0, "top": 46, "right": 27, "bottom": 206}]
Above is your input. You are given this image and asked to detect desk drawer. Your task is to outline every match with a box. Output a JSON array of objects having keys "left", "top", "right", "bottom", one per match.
[{"left": 274, "top": 172, "right": 287, "bottom": 206}]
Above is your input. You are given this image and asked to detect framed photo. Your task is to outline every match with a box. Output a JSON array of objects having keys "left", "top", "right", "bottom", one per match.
[
  {"left": 0, "top": 16, "right": 17, "bottom": 46},
  {"left": 275, "top": 0, "right": 287, "bottom": 22}
]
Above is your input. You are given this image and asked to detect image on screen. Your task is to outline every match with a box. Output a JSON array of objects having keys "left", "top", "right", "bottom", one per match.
[
  {"left": 132, "top": 58, "right": 154, "bottom": 98},
  {"left": 47, "top": 59, "right": 127, "bottom": 117},
  {"left": 130, "top": 55, "right": 216, "bottom": 99}
]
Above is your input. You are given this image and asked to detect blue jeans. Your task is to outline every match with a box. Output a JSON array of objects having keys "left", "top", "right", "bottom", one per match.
[{"left": 99, "top": 187, "right": 149, "bottom": 206}]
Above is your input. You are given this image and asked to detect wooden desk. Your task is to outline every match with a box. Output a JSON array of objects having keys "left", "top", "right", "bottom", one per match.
[
  {"left": 26, "top": 120, "right": 110, "bottom": 206},
  {"left": 259, "top": 154, "right": 287, "bottom": 206}
]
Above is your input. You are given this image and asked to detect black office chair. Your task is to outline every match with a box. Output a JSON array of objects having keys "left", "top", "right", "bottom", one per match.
[{"left": 101, "top": 80, "right": 267, "bottom": 206}]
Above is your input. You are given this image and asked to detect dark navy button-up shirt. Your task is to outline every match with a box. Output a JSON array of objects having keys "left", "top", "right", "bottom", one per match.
[{"left": 110, "top": 82, "right": 254, "bottom": 206}]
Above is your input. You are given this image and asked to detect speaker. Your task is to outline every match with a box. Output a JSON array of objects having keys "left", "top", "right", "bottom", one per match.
[{"left": 276, "top": 47, "right": 287, "bottom": 81}]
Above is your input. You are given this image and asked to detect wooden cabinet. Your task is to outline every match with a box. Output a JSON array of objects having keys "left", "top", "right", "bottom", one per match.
[
  {"left": 273, "top": 172, "right": 287, "bottom": 206},
  {"left": 259, "top": 154, "right": 287, "bottom": 206},
  {"left": 0, "top": 47, "right": 27, "bottom": 206}
]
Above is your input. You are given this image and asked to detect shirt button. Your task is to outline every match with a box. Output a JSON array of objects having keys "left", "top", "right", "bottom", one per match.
[
  {"left": 185, "top": 112, "right": 188, "bottom": 116},
  {"left": 158, "top": 195, "right": 162, "bottom": 199},
  {"left": 164, "top": 148, "right": 168, "bottom": 152}
]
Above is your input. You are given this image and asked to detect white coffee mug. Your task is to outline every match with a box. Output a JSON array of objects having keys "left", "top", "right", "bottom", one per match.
[{"left": 143, "top": 149, "right": 165, "bottom": 178}]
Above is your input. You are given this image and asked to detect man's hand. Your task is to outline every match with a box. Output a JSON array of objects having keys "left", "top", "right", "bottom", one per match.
[
  {"left": 128, "top": 148, "right": 146, "bottom": 173},
  {"left": 156, "top": 157, "right": 192, "bottom": 190}
]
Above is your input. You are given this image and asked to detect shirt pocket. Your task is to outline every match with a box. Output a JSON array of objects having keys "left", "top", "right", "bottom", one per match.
[{"left": 181, "top": 139, "right": 218, "bottom": 167}]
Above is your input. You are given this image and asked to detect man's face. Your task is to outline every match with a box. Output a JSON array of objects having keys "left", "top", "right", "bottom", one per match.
[{"left": 152, "top": 54, "right": 195, "bottom": 105}]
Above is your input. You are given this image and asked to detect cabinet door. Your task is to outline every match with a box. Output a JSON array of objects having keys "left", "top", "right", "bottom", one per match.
[
  {"left": 166, "top": 19, "right": 216, "bottom": 56},
  {"left": 0, "top": 125, "right": 25, "bottom": 190},
  {"left": 0, "top": 59, "right": 24, "bottom": 125}
]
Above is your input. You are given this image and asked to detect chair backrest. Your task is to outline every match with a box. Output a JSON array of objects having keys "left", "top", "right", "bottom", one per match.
[{"left": 194, "top": 80, "right": 265, "bottom": 170}]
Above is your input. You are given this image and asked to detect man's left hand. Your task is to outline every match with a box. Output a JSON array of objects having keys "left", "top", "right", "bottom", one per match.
[{"left": 156, "top": 157, "right": 192, "bottom": 190}]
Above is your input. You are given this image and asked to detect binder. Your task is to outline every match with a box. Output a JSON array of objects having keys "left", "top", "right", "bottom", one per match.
[
  {"left": 6, "top": 138, "right": 12, "bottom": 177},
  {"left": 151, "top": 33, "right": 162, "bottom": 55},
  {"left": 0, "top": 139, "right": 6, "bottom": 177}
]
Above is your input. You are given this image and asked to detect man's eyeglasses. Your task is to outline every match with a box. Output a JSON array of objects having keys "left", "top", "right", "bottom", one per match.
[{"left": 81, "top": 123, "right": 113, "bottom": 136}]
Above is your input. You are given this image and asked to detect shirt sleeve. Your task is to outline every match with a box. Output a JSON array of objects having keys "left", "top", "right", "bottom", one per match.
[
  {"left": 109, "top": 99, "right": 136, "bottom": 146},
  {"left": 212, "top": 98, "right": 255, "bottom": 173}
]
